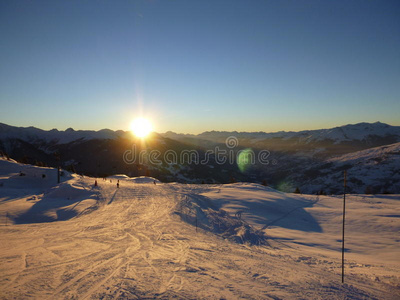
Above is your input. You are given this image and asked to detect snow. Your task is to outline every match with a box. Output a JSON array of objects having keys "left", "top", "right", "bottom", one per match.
[
  {"left": 108, "top": 175, "right": 161, "bottom": 184},
  {"left": 107, "top": 174, "right": 130, "bottom": 180},
  {"left": 0, "top": 158, "right": 399, "bottom": 299},
  {"left": 328, "top": 142, "right": 400, "bottom": 164},
  {"left": 128, "top": 176, "right": 161, "bottom": 184},
  {"left": 296, "top": 142, "right": 400, "bottom": 194}
]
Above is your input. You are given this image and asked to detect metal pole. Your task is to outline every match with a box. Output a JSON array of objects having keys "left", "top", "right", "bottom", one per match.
[
  {"left": 342, "top": 170, "right": 347, "bottom": 283},
  {"left": 57, "top": 166, "right": 60, "bottom": 184}
]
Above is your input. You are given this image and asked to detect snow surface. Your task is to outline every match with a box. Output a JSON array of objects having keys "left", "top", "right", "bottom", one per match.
[{"left": 0, "top": 158, "right": 399, "bottom": 299}]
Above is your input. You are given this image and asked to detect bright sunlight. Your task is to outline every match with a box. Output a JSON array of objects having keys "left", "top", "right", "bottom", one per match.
[{"left": 130, "top": 118, "right": 153, "bottom": 138}]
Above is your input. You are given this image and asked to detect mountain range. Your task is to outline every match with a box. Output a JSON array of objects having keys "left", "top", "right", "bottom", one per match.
[{"left": 1, "top": 121, "right": 399, "bottom": 194}]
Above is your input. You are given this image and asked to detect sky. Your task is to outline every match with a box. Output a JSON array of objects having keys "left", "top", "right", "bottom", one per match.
[{"left": 0, "top": 0, "right": 399, "bottom": 134}]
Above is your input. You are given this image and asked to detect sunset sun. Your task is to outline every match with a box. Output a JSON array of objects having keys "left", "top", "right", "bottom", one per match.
[{"left": 130, "top": 118, "right": 153, "bottom": 138}]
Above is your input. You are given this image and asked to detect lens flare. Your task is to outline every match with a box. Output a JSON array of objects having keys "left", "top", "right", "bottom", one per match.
[{"left": 237, "top": 148, "right": 255, "bottom": 173}]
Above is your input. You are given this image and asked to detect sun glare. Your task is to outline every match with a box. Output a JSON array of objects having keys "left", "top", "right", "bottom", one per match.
[{"left": 130, "top": 118, "right": 153, "bottom": 138}]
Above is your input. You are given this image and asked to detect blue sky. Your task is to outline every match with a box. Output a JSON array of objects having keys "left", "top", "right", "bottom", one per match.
[{"left": 0, "top": 0, "right": 399, "bottom": 133}]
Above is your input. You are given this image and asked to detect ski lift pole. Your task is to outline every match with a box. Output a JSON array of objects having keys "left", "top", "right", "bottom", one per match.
[{"left": 341, "top": 170, "right": 347, "bottom": 283}]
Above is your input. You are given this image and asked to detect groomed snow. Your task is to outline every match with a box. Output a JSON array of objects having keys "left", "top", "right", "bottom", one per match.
[{"left": 0, "top": 158, "right": 399, "bottom": 299}]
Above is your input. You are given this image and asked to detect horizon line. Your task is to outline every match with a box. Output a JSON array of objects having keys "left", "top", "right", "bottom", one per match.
[{"left": 1, "top": 120, "right": 398, "bottom": 136}]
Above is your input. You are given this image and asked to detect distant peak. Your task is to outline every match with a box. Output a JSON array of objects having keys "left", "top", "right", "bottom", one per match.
[{"left": 340, "top": 121, "right": 389, "bottom": 128}]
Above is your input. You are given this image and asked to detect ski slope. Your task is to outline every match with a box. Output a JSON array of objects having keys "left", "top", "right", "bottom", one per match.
[{"left": 0, "top": 159, "right": 399, "bottom": 299}]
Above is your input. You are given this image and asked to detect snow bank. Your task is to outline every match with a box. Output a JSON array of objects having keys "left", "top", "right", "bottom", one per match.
[
  {"left": 45, "top": 182, "right": 95, "bottom": 200},
  {"left": 129, "top": 176, "right": 161, "bottom": 184},
  {"left": 0, "top": 157, "right": 97, "bottom": 224},
  {"left": 11, "top": 181, "right": 98, "bottom": 224},
  {"left": 107, "top": 174, "right": 130, "bottom": 180},
  {"left": 201, "top": 183, "right": 320, "bottom": 232},
  {"left": 0, "top": 157, "right": 73, "bottom": 191},
  {"left": 175, "top": 185, "right": 268, "bottom": 245},
  {"left": 107, "top": 175, "right": 160, "bottom": 184}
]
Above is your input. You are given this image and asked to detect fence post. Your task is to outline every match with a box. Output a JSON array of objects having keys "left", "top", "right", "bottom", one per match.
[{"left": 341, "top": 170, "right": 347, "bottom": 283}]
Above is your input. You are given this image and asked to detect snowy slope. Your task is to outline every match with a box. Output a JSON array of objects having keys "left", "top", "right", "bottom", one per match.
[
  {"left": 0, "top": 158, "right": 98, "bottom": 224},
  {"left": 0, "top": 159, "right": 399, "bottom": 299},
  {"left": 328, "top": 141, "right": 400, "bottom": 164},
  {"left": 293, "top": 142, "right": 400, "bottom": 194},
  {"left": 295, "top": 122, "right": 400, "bottom": 144},
  {"left": 202, "top": 184, "right": 400, "bottom": 265}
]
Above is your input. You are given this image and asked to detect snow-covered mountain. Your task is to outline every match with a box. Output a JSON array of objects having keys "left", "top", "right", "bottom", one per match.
[
  {"left": 289, "top": 142, "right": 400, "bottom": 194},
  {"left": 1, "top": 122, "right": 399, "bottom": 194},
  {"left": 2, "top": 121, "right": 400, "bottom": 147},
  {"left": 0, "top": 123, "right": 126, "bottom": 145},
  {"left": 163, "top": 122, "right": 400, "bottom": 146}
]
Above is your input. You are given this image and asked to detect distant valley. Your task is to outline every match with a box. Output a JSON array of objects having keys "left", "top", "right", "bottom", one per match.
[{"left": 1, "top": 121, "right": 399, "bottom": 194}]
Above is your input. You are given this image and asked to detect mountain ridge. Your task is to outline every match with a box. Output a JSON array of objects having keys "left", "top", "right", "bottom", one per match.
[
  {"left": 1, "top": 121, "right": 400, "bottom": 193},
  {"left": 2, "top": 121, "right": 400, "bottom": 145},
  {"left": 163, "top": 121, "right": 400, "bottom": 145}
]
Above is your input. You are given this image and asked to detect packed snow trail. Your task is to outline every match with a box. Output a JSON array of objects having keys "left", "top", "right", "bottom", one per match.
[{"left": 0, "top": 175, "right": 399, "bottom": 299}]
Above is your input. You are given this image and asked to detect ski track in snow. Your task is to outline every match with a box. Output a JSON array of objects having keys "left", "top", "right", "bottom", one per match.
[{"left": 0, "top": 175, "right": 399, "bottom": 299}]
